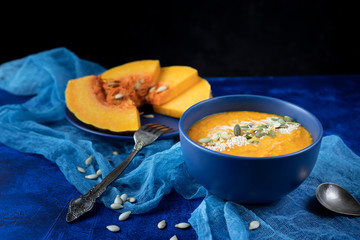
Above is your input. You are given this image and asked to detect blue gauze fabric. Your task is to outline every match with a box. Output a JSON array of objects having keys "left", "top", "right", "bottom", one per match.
[{"left": 0, "top": 48, "right": 359, "bottom": 239}]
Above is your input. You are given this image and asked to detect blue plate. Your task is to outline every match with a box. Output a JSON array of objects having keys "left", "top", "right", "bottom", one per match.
[{"left": 65, "top": 106, "right": 179, "bottom": 141}]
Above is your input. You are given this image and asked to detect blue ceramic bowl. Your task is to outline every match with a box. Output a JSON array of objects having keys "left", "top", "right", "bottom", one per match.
[{"left": 179, "top": 94, "right": 323, "bottom": 203}]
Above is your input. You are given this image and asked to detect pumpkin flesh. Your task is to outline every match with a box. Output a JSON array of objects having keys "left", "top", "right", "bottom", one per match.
[
  {"left": 147, "top": 66, "right": 199, "bottom": 105},
  {"left": 66, "top": 75, "right": 140, "bottom": 132}
]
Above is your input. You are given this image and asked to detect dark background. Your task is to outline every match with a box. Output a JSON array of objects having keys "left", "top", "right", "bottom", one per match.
[{"left": 1, "top": 1, "right": 359, "bottom": 77}]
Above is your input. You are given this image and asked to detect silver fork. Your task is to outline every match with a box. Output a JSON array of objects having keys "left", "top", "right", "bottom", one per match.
[{"left": 66, "top": 123, "right": 172, "bottom": 222}]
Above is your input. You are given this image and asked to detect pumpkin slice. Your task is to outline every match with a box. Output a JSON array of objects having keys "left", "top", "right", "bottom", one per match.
[
  {"left": 147, "top": 66, "right": 199, "bottom": 105},
  {"left": 65, "top": 75, "right": 140, "bottom": 132},
  {"left": 100, "top": 60, "right": 161, "bottom": 107},
  {"left": 153, "top": 78, "right": 211, "bottom": 118}
]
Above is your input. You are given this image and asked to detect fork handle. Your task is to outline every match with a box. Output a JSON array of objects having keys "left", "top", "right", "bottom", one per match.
[{"left": 91, "top": 145, "right": 142, "bottom": 197}]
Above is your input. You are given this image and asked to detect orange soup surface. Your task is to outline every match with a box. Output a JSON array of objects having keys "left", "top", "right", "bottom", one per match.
[{"left": 187, "top": 111, "right": 313, "bottom": 157}]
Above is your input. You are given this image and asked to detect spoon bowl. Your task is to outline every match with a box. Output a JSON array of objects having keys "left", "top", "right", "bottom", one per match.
[{"left": 316, "top": 182, "right": 360, "bottom": 216}]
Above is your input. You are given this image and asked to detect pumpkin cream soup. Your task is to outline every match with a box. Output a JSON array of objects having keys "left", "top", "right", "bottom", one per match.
[{"left": 187, "top": 111, "right": 313, "bottom": 157}]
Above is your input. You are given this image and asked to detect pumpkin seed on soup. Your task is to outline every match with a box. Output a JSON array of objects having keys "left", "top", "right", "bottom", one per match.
[
  {"left": 248, "top": 139, "right": 259, "bottom": 145},
  {"left": 269, "top": 129, "right": 276, "bottom": 137},
  {"left": 278, "top": 118, "right": 286, "bottom": 126},
  {"left": 220, "top": 132, "right": 230, "bottom": 140},
  {"left": 199, "top": 137, "right": 211, "bottom": 143},
  {"left": 284, "top": 116, "right": 294, "bottom": 122},
  {"left": 211, "top": 132, "right": 221, "bottom": 141},
  {"left": 233, "top": 124, "right": 241, "bottom": 136}
]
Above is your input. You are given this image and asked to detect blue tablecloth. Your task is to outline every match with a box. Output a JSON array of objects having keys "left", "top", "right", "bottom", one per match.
[{"left": 0, "top": 49, "right": 359, "bottom": 240}]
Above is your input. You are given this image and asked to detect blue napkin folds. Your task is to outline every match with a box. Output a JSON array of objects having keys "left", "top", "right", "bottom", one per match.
[{"left": 0, "top": 48, "right": 359, "bottom": 239}]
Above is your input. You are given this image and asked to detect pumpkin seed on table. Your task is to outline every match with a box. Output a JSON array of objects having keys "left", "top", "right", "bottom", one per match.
[
  {"left": 175, "top": 222, "right": 190, "bottom": 229},
  {"left": 85, "top": 173, "right": 98, "bottom": 180},
  {"left": 118, "top": 211, "right": 131, "bottom": 221},
  {"left": 170, "top": 235, "right": 178, "bottom": 240},
  {"left": 106, "top": 225, "right": 120, "bottom": 232},
  {"left": 110, "top": 203, "right": 123, "bottom": 210},
  {"left": 76, "top": 166, "right": 86, "bottom": 173},
  {"left": 157, "top": 220, "right": 166, "bottom": 229},
  {"left": 120, "top": 193, "right": 128, "bottom": 203},
  {"left": 249, "top": 220, "right": 260, "bottom": 230},
  {"left": 127, "top": 197, "right": 136, "bottom": 203},
  {"left": 114, "top": 195, "right": 123, "bottom": 204},
  {"left": 96, "top": 169, "right": 102, "bottom": 176},
  {"left": 85, "top": 155, "right": 93, "bottom": 166}
]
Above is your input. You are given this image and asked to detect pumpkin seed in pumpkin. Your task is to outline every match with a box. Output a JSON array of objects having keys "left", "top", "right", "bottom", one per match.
[
  {"left": 107, "top": 81, "right": 119, "bottom": 87},
  {"left": 248, "top": 139, "right": 259, "bottom": 145},
  {"left": 114, "top": 93, "right": 124, "bottom": 99},
  {"left": 149, "top": 86, "right": 155, "bottom": 93},
  {"left": 135, "top": 81, "right": 140, "bottom": 90},
  {"left": 156, "top": 85, "right": 168, "bottom": 93}
]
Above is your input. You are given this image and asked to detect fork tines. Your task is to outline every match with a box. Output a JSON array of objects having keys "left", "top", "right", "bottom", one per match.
[{"left": 141, "top": 123, "right": 173, "bottom": 135}]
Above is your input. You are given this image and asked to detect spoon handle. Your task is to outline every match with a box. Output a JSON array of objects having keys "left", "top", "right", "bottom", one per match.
[{"left": 66, "top": 146, "right": 141, "bottom": 222}]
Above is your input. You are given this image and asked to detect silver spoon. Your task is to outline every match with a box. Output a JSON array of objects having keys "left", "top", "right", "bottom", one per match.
[{"left": 316, "top": 182, "right": 360, "bottom": 216}]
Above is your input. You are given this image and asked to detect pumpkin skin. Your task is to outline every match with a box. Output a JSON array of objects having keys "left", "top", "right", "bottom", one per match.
[
  {"left": 65, "top": 75, "right": 140, "bottom": 132},
  {"left": 153, "top": 78, "right": 211, "bottom": 118},
  {"left": 147, "top": 66, "right": 199, "bottom": 105}
]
